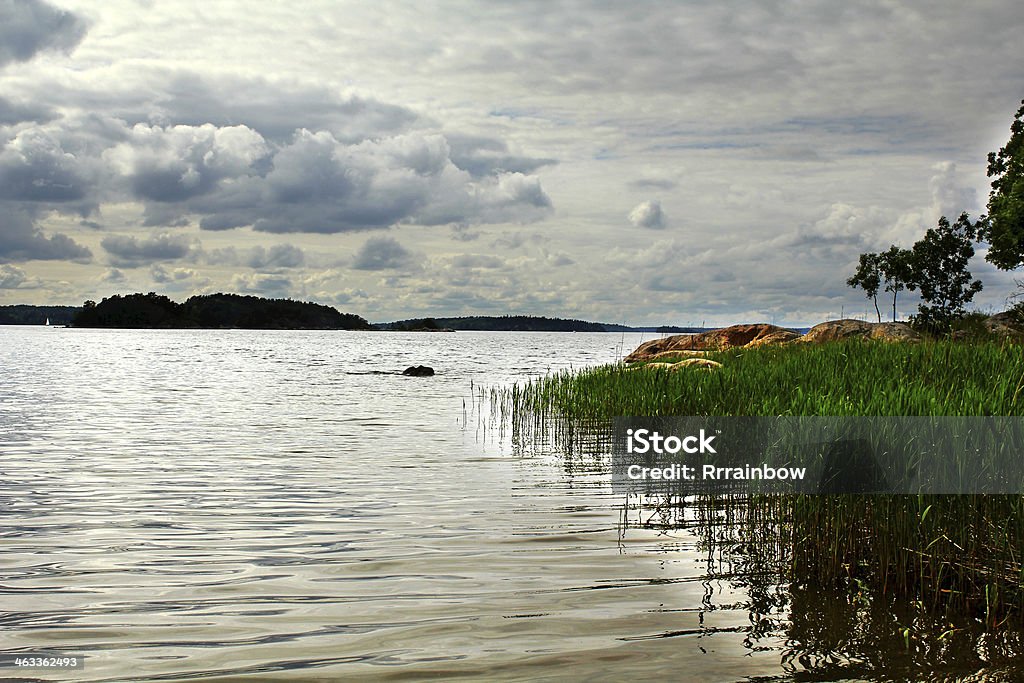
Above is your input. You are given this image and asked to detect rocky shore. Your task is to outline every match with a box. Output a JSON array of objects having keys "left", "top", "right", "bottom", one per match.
[{"left": 624, "top": 315, "right": 1022, "bottom": 363}]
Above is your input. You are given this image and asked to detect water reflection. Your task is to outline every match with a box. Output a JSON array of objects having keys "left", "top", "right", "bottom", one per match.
[{"left": 610, "top": 463, "right": 1024, "bottom": 679}]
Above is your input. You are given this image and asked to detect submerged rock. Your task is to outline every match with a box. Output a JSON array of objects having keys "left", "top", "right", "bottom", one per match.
[{"left": 402, "top": 365, "right": 435, "bottom": 376}]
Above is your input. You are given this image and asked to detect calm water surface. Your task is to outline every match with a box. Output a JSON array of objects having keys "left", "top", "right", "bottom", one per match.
[{"left": 0, "top": 328, "right": 1016, "bottom": 682}]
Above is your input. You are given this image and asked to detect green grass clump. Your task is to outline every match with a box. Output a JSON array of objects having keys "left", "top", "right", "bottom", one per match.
[{"left": 495, "top": 339, "right": 1024, "bottom": 625}]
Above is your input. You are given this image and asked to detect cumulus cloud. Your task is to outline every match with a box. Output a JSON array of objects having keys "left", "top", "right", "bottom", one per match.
[
  {"left": 0, "top": 263, "right": 27, "bottom": 288},
  {"left": 0, "top": 0, "right": 88, "bottom": 68},
  {"left": 101, "top": 233, "right": 194, "bottom": 267},
  {"left": 105, "top": 123, "right": 269, "bottom": 202},
  {"left": 928, "top": 161, "right": 978, "bottom": 219},
  {"left": 150, "top": 264, "right": 204, "bottom": 285},
  {"left": 0, "top": 208, "right": 91, "bottom": 262},
  {"left": 187, "top": 129, "right": 551, "bottom": 233},
  {"left": 99, "top": 267, "right": 125, "bottom": 283},
  {"left": 245, "top": 243, "right": 305, "bottom": 269},
  {"left": 141, "top": 74, "right": 421, "bottom": 143},
  {"left": 628, "top": 200, "right": 666, "bottom": 229},
  {"left": 0, "top": 127, "right": 89, "bottom": 202},
  {"left": 231, "top": 272, "right": 292, "bottom": 295},
  {"left": 352, "top": 236, "right": 414, "bottom": 270},
  {"left": 797, "top": 203, "right": 885, "bottom": 248},
  {"left": 0, "top": 71, "right": 556, "bottom": 247}
]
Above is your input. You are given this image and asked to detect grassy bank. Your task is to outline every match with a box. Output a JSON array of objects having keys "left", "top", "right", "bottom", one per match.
[{"left": 494, "top": 340, "right": 1024, "bottom": 625}]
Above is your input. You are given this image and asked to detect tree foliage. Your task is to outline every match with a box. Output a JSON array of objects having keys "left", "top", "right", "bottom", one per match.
[
  {"left": 909, "top": 213, "right": 983, "bottom": 332},
  {"left": 846, "top": 247, "right": 914, "bottom": 322},
  {"left": 847, "top": 253, "right": 882, "bottom": 322},
  {"left": 979, "top": 99, "right": 1024, "bottom": 270},
  {"left": 848, "top": 214, "right": 982, "bottom": 332},
  {"left": 879, "top": 246, "right": 915, "bottom": 323}
]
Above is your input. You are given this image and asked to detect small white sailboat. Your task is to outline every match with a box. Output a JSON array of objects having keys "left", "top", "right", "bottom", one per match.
[{"left": 45, "top": 317, "right": 50, "bottom": 326}]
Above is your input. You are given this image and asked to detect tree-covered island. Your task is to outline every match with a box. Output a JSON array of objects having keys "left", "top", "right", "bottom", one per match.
[{"left": 72, "top": 293, "right": 372, "bottom": 330}]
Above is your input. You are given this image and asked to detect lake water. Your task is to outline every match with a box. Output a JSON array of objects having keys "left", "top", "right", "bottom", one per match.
[{"left": 0, "top": 327, "right": 1018, "bottom": 682}]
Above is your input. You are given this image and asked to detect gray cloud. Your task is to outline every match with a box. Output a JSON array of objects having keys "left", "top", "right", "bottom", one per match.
[
  {"left": 140, "top": 73, "right": 422, "bottom": 143},
  {"left": 150, "top": 264, "right": 201, "bottom": 283},
  {"left": 0, "top": 208, "right": 91, "bottom": 262},
  {"left": 352, "top": 236, "right": 413, "bottom": 270},
  {"left": 0, "top": 67, "right": 556, "bottom": 238},
  {"left": 450, "top": 253, "right": 504, "bottom": 269},
  {"left": 445, "top": 133, "right": 556, "bottom": 177},
  {"left": 106, "top": 123, "right": 269, "bottom": 202},
  {"left": 231, "top": 272, "right": 292, "bottom": 295},
  {"left": 0, "top": 0, "right": 87, "bottom": 68},
  {"left": 100, "top": 267, "right": 125, "bottom": 283},
  {"left": 0, "top": 128, "right": 89, "bottom": 202},
  {"left": 628, "top": 200, "right": 665, "bottom": 229},
  {"left": 629, "top": 177, "right": 678, "bottom": 190},
  {"left": 101, "top": 233, "right": 194, "bottom": 267},
  {"left": 0, "top": 263, "right": 27, "bottom": 288},
  {"left": 0, "top": 95, "right": 54, "bottom": 125},
  {"left": 245, "top": 243, "right": 305, "bottom": 269},
  {"left": 186, "top": 129, "right": 553, "bottom": 233}
]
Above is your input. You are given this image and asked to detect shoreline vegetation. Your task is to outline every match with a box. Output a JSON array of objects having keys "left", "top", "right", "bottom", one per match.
[{"left": 494, "top": 334, "right": 1024, "bottom": 630}]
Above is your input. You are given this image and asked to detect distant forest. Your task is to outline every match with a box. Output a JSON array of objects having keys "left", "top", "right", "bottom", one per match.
[
  {"left": 71, "top": 293, "right": 372, "bottom": 330},
  {"left": 0, "top": 305, "right": 80, "bottom": 326},
  {"left": 380, "top": 315, "right": 707, "bottom": 333}
]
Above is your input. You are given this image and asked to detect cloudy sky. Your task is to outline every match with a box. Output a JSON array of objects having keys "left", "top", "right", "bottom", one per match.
[{"left": 1, "top": 0, "right": 1022, "bottom": 325}]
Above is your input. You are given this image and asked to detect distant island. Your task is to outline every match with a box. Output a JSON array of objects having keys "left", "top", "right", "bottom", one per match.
[
  {"left": 378, "top": 316, "right": 709, "bottom": 333},
  {"left": 70, "top": 293, "right": 372, "bottom": 330}
]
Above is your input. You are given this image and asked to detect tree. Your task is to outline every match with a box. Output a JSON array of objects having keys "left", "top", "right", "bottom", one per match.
[
  {"left": 909, "top": 213, "right": 983, "bottom": 332},
  {"left": 847, "top": 247, "right": 914, "bottom": 322},
  {"left": 979, "top": 99, "right": 1024, "bottom": 270},
  {"left": 847, "top": 252, "right": 882, "bottom": 322},
  {"left": 878, "top": 246, "right": 915, "bottom": 322}
]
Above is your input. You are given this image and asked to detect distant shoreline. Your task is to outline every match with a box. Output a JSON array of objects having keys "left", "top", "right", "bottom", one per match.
[{"left": 1, "top": 300, "right": 718, "bottom": 333}]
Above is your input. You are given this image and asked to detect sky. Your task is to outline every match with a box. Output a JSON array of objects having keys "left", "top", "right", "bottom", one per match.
[{"left": 0, "top": 0, "right": 1022, "bottom": 325}]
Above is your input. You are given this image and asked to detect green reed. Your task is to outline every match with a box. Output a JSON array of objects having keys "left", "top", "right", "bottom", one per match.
[{"left": 497, "top": 339, "right": 1024, "bottom": 625}]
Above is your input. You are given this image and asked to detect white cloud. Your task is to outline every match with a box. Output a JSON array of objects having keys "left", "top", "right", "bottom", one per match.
[{"left": 628, "top": 200, "right": 666, "bottom": 229}]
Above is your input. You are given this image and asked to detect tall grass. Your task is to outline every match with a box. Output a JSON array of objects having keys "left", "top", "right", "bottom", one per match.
[{"left": 495, "top": 340, "right": 1024, "bottom": 625}]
